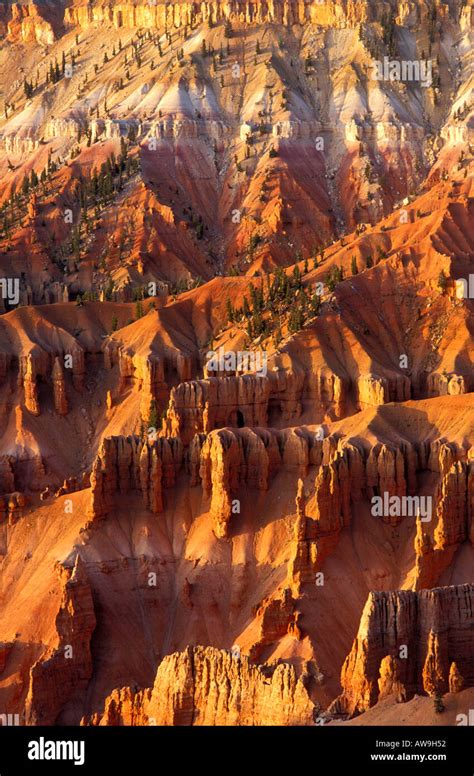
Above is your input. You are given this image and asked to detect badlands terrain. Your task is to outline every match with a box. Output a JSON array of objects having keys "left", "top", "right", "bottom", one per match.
[{"left": 0, "top": 0, "right": 472, "bottom": 726}]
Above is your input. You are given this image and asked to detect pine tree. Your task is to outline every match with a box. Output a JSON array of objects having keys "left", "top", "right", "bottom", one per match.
[
  {"left": 23, "top": 79, "right": 33, "bottom": 99},
  {"left": 351, "top": 256, "right": 358, "bottom": 275},
  {"left": 326, "top": 269, "right": 337, "bottom": 292},
  {"left": 288, "top": 306, "right": 305, "bottom": 334},
  {"left": 310, "top": 293, "right": 321, "bottom": 316},
  {"left": 148, "top": 399, "right": 159, "bottom": 431},
  {"left": 225, "top": 297, "right": 234, "bottom": 323},
  {"left": 292, "top": 264, "right": 302, "bottom": 287},
  {"left": 21, "top": 174, "right": 30, "bottom": 197},
  {"left": 438, "top": 270, "right": 448, "bottom": 293},
  {"left": 434, "top": 692, "right": 445, "bottom": 714}
]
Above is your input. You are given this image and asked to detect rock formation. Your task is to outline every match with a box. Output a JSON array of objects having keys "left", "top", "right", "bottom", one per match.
[
  {"left": 414, "top": 460, "right": 474, "bottom": 590},
  {"left": 25, "top": 556, "right": 96, "bottom": 725},
  {"left": 52, "top": 357, "right": 68, "bottom": 415},
  {"left": 0, "top": 492, "right": 27, "bottom": 524},
  {"left": 333, "top": 585, "right": 474, "bottom": 717},
  {"left": 7, "top": 1, "right": 57, "bottom": 45},
  {"left": 0, "top": 0, "right": 471, "bottom": 730},
  {"left": 164, "top": 376, "right": 271, "bottom": 445},
  {"left": 23, "top": 355, "right": 40, "bottom": 416},
  {"left": 87, "top": 645, "right": 315, "bottom": 726},
  {"left": 88, "top": 435, "right": 183, "bottom": 521}
]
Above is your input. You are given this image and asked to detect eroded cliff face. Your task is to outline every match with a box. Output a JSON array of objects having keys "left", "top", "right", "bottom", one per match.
[
  {"left": 333, "top": 585, "right": 474, "bottom": 717},
  {"left": 0, "top": 0, "right": 472, "bottom": 729},
  {"left": 88, "top": 434, "right": 183, "bottom": 521},
  {"left": 415, "top": 459, "right": 474, "bottom": 590},
  {"left": 1, "top": 399, "right": 472, "bottom": 726},
  {"left": 85, "top": 426, "right": 473, "bottom": 605},
  {"left": 25, "top": 556, "right": 96, "bottom": 725},
  {"left": 1, "top": 0, "right": 472, "bottom": 293},
  {"left": 0, "top": 0, "right": 460, "bottom": 38},
  {"left": 6, "top": 2, "right": 58, "bottom": 45},
  {"left": 87, "top": 644, "right": 315, "bottom": 726},
  {"left": 61, "top": 0, "right": 457, "bottom": 31}
]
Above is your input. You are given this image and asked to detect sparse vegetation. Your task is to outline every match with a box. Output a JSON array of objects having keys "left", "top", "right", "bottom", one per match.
[{"left": 438, "top": 270, "right": 448, "bottom": 293}]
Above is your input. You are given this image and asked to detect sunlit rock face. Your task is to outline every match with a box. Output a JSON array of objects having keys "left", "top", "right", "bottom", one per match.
[{"left": 0, "top": 0, "right": 472, "bottom": 728}]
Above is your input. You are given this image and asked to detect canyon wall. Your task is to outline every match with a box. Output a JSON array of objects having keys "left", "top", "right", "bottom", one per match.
[
  {"left": 1, "top": 0, "right": 458, "bottom": 47},
  {"left": 25, "top": 556, "right": 96, "bottom": 725},
  {"left": 88, "top": 434, "right": 183, "bottom": 522},
  {"left": 87, "top": 644, "right": 315, "bottom": 725},
  {"left": 88, "top": 428, "right": 473, "bottom": 594},
  {"left": 332, "top": 584, "right": 474, "bottom": 717},
  {"left": 62, "top": 0, "right": 454, "bottom": 31}
]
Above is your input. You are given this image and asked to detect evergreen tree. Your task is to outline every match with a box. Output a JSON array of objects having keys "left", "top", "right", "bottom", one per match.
[
  {"left": 438, "top": 270, "right": 448, "bottom": 293},
  {"left": 292, "top": 264, "right": 302, "bottom": 287},
  {"left": 23, "top": 79, "right": 33, "bottom": 99},
  {"left": 434, "top": 692, "right": 445, "bottom": 714},
  {"left": 288, "top": 306, "right": 305, "bottom": 334},
  {"left": 225, "top": 297, "right": 234, "bottom": 323},
  {"left": 21, "top": 174, "right": 30, "bottom": 197},
  {"left": 310, "top": 293, "right": 321, "bottom": 316},
  {"left": 148, "top": 399, "right": 159, "bottom": 430}
]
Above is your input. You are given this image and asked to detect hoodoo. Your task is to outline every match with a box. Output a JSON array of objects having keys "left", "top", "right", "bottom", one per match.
[{"left": 0, "top": 0, "right": 472, "bottom": 733}]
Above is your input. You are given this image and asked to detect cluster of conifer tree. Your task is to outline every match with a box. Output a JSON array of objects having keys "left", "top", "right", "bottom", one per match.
[
  {"left": 74, "top": 142, "right": 138, "bottom": 213},
  {"left": 225, "top": 265, "right": 323, "bottom": 344}
]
